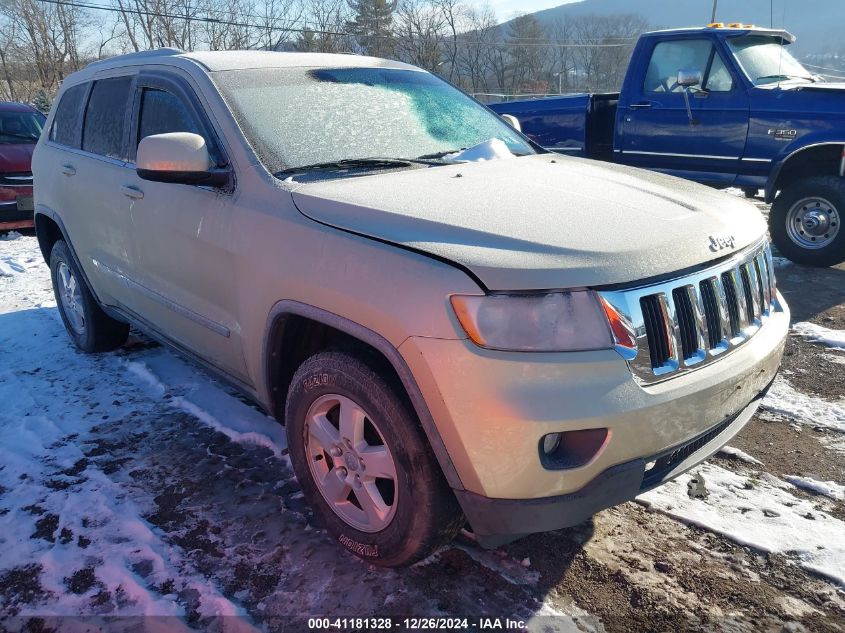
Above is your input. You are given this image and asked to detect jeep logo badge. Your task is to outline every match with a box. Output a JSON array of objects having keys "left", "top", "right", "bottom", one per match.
[{"left": 708, "top": 235, "right": 736, "bottom": 251}]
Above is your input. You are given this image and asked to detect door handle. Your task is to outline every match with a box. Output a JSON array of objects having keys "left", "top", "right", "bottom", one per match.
[
  {"left": 121, "top": 185, "right": 144, "bottom": 200},
  {"left": 60, "top": 164, "right": 76, "bottom": 176},
  {"left": 629, "top": 102, "right": 653, "bottom": 109}
]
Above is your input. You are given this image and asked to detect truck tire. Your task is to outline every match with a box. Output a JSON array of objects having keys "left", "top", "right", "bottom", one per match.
[
  {"left": 285, "top": 350, "right": 464, "bottom": 567},
  {"left": 769, "top": 176, "right": 845, "bottom": 267},
  {"left": 49, "top": 240, "right": 129, "bottom": 352}
]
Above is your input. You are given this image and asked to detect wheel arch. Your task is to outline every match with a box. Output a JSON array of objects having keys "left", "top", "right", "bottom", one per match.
[
  {"left": 262, "top": 300, "right": 464, "bottom": 491},
  {"left": 765, "top": 142, "right": 845, "bottom": 203},
  {"left": 34, "top": 209, "right": 64, "bottom": 264},
  {"left": 35, "top": 207, "right": 112, "bottom": 311}
]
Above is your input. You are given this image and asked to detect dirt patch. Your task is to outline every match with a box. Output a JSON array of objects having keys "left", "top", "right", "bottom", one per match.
[{"left": 0, "top": 565, "right": 52, "bottom": 616}]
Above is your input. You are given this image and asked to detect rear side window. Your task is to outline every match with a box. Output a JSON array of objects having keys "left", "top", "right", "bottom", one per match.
[
  {"left": 49, "top": 83, "right": 87, "bottom": 147},
  {"left": 138, "top": 88, "right": 202, "bottom": 142},
  {"left": 82, "top": 76, "right": 133, "bottom": 160}
]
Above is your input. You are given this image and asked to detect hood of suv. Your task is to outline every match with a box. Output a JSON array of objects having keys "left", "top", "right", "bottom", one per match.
[{"left": 291, "top": 155, "right": 767, "bottom": 290}]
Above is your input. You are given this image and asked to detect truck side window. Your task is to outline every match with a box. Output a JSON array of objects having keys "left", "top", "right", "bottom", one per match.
[
  {"left": 138, "top": 88, "right": 202, "bottom": 143},
  {"left": 643, "top": 40, "right": 713, "bottom": 93},
  {"left": 704, "top": 53, "right": 733, "bottom": 92},
  {"left": 82, "top": 76, "right": 133, "bottom": 161},
  {"left": 49, "top": 83, "right": 88, "bottom": 148}
]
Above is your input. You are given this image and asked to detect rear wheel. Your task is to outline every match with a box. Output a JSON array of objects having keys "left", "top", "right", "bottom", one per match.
[
  {"left": 769, "top": 176, "right": 845, "bottom": 267},
  {"left": 285, "top": 350, "right": 463, "bottom": 567},
  {"left": 50, "top": 240, "right": 129, "bottom": 352}
]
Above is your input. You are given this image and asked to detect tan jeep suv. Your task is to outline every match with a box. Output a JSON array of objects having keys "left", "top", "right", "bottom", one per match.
[{"left": 33, "top": 49, "right": 789, "bottom": 567}]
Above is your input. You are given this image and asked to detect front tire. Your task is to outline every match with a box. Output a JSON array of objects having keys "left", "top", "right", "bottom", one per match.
[
  {"left": 285, "top": 350, "right": 463, "bottom": 567},
  {"left": 769, "top": 176, "right": 845, "bottom": 267},
  {"left": 50, "top": 240, "right": 129, "bottom": 352}
]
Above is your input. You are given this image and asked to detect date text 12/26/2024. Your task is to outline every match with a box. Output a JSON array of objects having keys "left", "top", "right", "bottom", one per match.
[{"left": 308, "top": 618, "right": 528, "bottom": 630}]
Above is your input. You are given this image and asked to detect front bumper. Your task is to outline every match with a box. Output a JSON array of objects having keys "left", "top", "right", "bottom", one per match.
[
  {"left": 454, "top": 384, "right": 767, "bottom": 546},
  {"left": 399, "top": 292, "right": 788, "bottom": 536},
  {"left": 0, "top": 185, "right": 34, "bottom": 228}
]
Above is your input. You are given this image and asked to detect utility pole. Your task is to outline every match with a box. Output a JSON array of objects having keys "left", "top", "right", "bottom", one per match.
[{"left": 711, "top": 0, "right": 718, "bottom": 23}]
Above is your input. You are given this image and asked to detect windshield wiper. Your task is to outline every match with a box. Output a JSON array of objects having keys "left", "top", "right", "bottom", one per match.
[
  {"left": 276, "top": 157, "right": 414, "bottom": 176},
  {"left": 755, "top": 74, "right": 815, "bottom": 84},
  {"left": 416, "top": 149, "right": 462, "bottom": 160}
]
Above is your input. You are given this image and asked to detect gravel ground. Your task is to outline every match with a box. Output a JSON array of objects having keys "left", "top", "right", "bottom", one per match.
[{"left": 1, "top": 204, "right": 844, "bottom": 632}]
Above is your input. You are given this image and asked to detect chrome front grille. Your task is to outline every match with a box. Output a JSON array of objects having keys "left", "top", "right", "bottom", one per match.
[{"left": 599, "top": 241, "right": 779, "bottom": 384}]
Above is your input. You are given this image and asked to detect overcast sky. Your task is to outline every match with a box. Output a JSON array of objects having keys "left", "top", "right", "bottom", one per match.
[{"left": 485, "top": 0, "right": 578, "bottom": 22}]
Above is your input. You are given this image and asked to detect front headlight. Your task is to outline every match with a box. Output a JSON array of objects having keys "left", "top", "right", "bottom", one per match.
[{"left": 450, "top": 291, "right": 614, "bottom": 352}]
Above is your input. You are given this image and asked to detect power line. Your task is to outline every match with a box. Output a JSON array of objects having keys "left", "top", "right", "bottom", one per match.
[{"left": 34, "top": 0, "right": 635, "bottom": 48}]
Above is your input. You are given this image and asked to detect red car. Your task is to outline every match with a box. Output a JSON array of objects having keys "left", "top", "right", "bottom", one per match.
[{"left": 1, "top": 102, "right": 46, "bottom": 231}]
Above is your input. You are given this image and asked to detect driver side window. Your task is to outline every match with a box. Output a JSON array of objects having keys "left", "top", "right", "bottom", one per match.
[
  {"left": 643, "top": 40, "right": 713, "bottom": 93},
  {"left": 136, "top": 88, "right": 203, "bottom": 153}
]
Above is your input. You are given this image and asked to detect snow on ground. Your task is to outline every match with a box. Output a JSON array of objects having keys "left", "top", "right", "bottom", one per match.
[
  {"left": 638, "top": 463, "right": 845, "bottom": 586},
  {"left": 792, "top": 321, "right": 845, "bottom": 351},
  {"left": 717, "top": 445, "right": 763, "bottom": 465},
  {"left": 1, "top": 234, "right": 600, "bottom": 630},
  {"left": 0, "top": 236, "right": 266, "bottom": 627},
  {"left": 761, "top": 375, "right": 845, "bottom": 433},
  {"left": 783, "top": 476, "right": 845, "bottom": 501},
  {"left": 124, "top": 354, "right": 285, "bottom": 458}
]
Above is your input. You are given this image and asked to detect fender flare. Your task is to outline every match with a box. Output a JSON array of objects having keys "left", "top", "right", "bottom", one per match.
[
  {"left": 765, "top": 140, "right": 845, "bottom": 203},
  {"left": 34, "top": 205, "right": 105, "bottom": 307},
  {"left": 261, "top": 299, "right": 465, "bottom": 491}
]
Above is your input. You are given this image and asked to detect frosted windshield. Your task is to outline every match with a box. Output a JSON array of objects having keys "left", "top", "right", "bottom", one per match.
[{"left": 213, "top": 66, "right": 534, "bottom": 174}]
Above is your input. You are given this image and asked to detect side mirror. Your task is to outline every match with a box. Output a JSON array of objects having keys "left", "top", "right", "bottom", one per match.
[
  {"left": 136, "top": 132, "right": 229, "bottom": 187},
  {"left": 676, "top": 70, "right": 702, "bottom": 126},
  {"left": 677, "top": 69, "right": 702, "bottom": 88},
  {"left": 500, "top": 114, "right": 521, "bottom": 132}
]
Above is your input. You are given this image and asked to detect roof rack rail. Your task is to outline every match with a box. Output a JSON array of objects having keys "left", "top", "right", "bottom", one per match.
[{"left": 87, "top": 47, "right": 184, "bottom": 68}]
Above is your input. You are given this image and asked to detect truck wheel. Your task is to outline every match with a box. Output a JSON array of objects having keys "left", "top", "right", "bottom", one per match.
[
  {"left": 769, "top": 176, "right": 845, "bottom": 267},
  {"left": 50, "top": 240, "right": 129, "bottom": 352},
  {"left": 285, "top": 350, "right": 463, "bottom": 567}
]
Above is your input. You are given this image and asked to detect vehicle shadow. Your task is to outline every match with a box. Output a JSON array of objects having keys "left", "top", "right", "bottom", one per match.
[{"left": 774, "top": 260, "right": 845, "bottom": 322}]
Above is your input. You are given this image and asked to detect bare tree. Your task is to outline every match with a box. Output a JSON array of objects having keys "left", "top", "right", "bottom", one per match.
[
  {"left": 455, "top": 4, "right": 496, "bottom": 94},
  {"left": 297, "top": 0, "right": 352, "bottom": 52},
  {"left": 394, "top": 0, "right": 445, "bottom": 72},
  {"left": 505, "top": 13, "right": 547, "bottom": 93}
]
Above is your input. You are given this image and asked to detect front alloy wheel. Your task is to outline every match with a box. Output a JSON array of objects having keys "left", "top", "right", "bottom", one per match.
[
  {"left": 285, "top": 350, "right": 464, "bottom": 567},
  {"left": 305, "top": 393, "right": 398, "bottom": 533}
]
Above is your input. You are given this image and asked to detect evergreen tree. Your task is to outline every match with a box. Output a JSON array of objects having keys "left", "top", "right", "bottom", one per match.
[
  {"left": 346, "top": 0, "right": 397, "bottom": 58},
  {"left": 32, "top": 89, "right": 52, "bottom": 114}
]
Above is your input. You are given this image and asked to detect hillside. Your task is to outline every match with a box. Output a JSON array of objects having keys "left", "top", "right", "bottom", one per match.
[{"left": 516, "top": 0, "right": 843, "bottom": 55}]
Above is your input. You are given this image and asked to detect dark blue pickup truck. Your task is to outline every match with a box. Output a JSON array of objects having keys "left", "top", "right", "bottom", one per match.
[{"left": 490, "top": 25, "right": 845, "bottom": 266}]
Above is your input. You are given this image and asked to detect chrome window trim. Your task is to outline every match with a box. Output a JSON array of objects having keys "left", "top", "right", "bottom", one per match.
[{"left": 599, "top": 239, "right": 778, "bottom": 385}]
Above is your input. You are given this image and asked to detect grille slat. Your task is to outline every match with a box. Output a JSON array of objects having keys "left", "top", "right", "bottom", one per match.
[
  {"left": 672, "top": 286, "right": 698, "bottom": 360},
  {"left": 740, "top": 263, "right": 760, "bottom": 322},
  {"left": 721, "top": 271, "right": 742, "bottom": 337},
  {"left": 753, "top": 256, "right": 768, "bottom": 313},
  {"left": 640, "top": 295, "right": 670, "bottom": 368},
  {"left": 602, "top": 243, "right": 778, "bottom": 384},
  {"left": 699, "top": 278, "right": 722, "bottom": 348}
]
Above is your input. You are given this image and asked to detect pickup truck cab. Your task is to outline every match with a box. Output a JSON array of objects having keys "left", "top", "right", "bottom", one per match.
[
  {"left": 33, "top": 49, "right": 787, "bottom": 567},
  {"left": 490, "top": 25, "right": 845, "bottom": 267}
]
